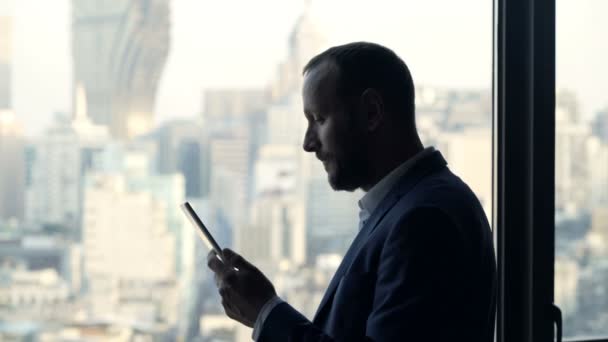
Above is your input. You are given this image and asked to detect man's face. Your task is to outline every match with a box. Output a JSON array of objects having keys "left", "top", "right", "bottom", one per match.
[{"left": 302, "top": 63, "right": 368, "bottom": 191}]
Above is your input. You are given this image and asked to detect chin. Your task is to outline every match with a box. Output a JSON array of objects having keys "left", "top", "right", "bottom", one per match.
[{"left": 328, "top": 172, "right": 360, "bottom": 192}]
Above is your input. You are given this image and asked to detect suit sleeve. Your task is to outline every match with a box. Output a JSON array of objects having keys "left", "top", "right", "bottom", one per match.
[{"left": 259, "top": 207, "right": 468, "bottom": 342}]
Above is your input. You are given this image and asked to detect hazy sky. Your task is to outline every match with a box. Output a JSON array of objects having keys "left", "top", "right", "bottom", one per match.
[{"left": 1, "top": 0, "right": 606, "bottom": 136}]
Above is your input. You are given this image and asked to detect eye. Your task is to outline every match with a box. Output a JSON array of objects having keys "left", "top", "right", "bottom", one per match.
[{"left": 313, "top": 116, "right": 325, "bottom": 124}]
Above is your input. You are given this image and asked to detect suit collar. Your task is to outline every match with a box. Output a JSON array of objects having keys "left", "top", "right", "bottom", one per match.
[
  {"left": 358, "top": 147, "right": 436, "bottom": 223},
  {"left": 363, "top": 150, "right": 447, "bottom": 237}
]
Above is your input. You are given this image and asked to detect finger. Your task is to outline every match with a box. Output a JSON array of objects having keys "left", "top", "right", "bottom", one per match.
[
  {"left": 207, "top": 253, "right": 229, "bottom": 275},
  {"left": 220, "top": 289, "right": 240, "bottom": 316},
  {"left": 222, "top": 297, "right": 241, "bottom": 321},
  {"left": 214, "top": 273, "right": 221, "bottom": 288},
  {"left": 223, "top": 248, "right": 255, "bottom": 270},
  {"left": 218, "top": 271, "right": 237, "bottom": 295},
  {"left": 207, "top": 250, "right": 221, "bottom": 269},
  {"left": 223, "top": 269, "right": 238, "bottom": 286}
]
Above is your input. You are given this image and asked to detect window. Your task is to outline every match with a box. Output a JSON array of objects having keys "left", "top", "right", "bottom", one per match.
[
  {"left": 0, "top": 1, "right": 492, "bottom": 341},
  {"left": 555, "top": 0, "right": 608, "bottom": 339}
]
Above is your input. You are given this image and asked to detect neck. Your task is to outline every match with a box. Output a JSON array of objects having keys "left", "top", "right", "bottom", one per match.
[{"left": 360, "top": 135, "right": 424, "bottom": 192}]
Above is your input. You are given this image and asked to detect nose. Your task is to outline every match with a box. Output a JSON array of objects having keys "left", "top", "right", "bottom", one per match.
[{"left": 302, "top": 126, "right": 319, "bottom": 153}]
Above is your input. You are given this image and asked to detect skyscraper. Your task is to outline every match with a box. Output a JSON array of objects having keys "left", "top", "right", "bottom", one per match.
[
  {"left": 0, "top": 16, "right": 10, "bottom": 109},
  {"left": 0, "top": 110, "right": 24, "bottom": 221},
  {"left": 72, "top": 0, "right": 170, "bottom": 139},
  {"left": 202, "top": 89, "right": 269, "bottom": 132},
  {"left": 154, "top": 120, "right": 204, "bottom": 198},
  {"left": 83, "top": 173, "right": 177, "bottom": 323},
  {"left": 0, "top": 17, "right": 23, "bottom": 221},
  {"left": 25, "top": 87, "right": 109, "bottom": 231},
  {"left": 555, "top": 90, "right": 592, "bottom": 215},
  {"left": 209, "top": 134, "right": 251, "bottom": 231},
  {"left": 269, "top": 1, "right": 326, "bottom": 101}
]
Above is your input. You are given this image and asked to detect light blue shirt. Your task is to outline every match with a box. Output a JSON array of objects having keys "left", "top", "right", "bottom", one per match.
[
  {"left": 357, "top": 146, "right": 436, "bottom": 230},
  {"left": 252, "top": 146, "right": 436, "bottom": 341}
]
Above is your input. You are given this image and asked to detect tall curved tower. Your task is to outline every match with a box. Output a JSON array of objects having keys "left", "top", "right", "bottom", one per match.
[{"left": 72, "top": 0, "right": 170, "bottom": 139}]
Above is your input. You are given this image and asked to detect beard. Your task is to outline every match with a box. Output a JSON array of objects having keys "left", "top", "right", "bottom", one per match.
[{"left": 325, "top": 138, "right": 368, "bottom": 192}]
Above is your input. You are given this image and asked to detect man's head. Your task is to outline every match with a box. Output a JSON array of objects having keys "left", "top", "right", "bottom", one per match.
[{"left": 301, "top": 42, "right": 417, "bottom": 191}]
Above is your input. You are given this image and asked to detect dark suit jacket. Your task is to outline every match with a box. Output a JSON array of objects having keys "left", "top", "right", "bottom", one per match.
[{"left": 259, "top": 151, "right": 496, "bottom": 342}]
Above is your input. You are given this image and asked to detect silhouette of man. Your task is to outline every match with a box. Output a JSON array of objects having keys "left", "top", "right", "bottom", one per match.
[{"left": 208, "top": 42, "right": 496, "bottom": 342}]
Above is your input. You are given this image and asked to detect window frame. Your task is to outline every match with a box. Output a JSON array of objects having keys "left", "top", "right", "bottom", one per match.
[
  {"left": 495, "top": 0, "right": 556, "bottom": 340},
  {"left": 495, "top": 0, "right": 608, "bottom": 341}
]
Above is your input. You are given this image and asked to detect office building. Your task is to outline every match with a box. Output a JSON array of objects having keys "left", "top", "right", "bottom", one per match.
[
  {"left": 592, "top": 109, "right": 608, "bottom": 143},
  {"left": 209, "top": 135, "right": 251, "bottom": 230},
  {"left": 83, "top": 173, "right": 177, "bottom": 324},
  {"left": 587, "top": 136, "right": 608, "bottom": 207},
  {"left": 266, "top": 94, "right": 306, "bottom": 146},
  {"left": 269, "top": 1, "right": 326, "bottom": 100},
  {"left": 554, "top": 258, "right": 579, "bottom": 317},
  {"left": 154, "top": 120, "right": 205, "bottom": 197},
  {"left": 202, "top": 89, "right": 269, "bottom": 132},
  {"left": 0, "top": 110, "right": 24, "bottom": 221},
  {"left": 0, "top": 16, "right": 10, "bottom": 109},
  {"left": 242, "top": 194, "right": 306, "bottom": 270},
  {"left": 436, "top": 128, "right": 492, "bottom": 216},
  {"left": 25, "top": 87, "right": 109, "bottom": 231},
  {"left": 555, "top": 91, "right": 593, "bottom": 215}
]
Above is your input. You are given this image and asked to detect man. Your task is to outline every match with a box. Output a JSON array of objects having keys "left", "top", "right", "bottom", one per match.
[{"left": 207, "top": 42, "right": 496, "bottom": 341}]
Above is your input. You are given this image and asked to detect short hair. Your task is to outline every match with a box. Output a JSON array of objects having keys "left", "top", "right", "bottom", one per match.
[{"left": 303, "top": 42, "right": 415, "bottom": 126}]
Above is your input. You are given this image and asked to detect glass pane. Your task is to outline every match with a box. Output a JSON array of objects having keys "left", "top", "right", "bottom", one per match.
[
  {"left": 555, "top": 0, "right": 608, "bottom": 338},
  {"left": 0, "top": 0, "right": 491, "bottom": 341}
]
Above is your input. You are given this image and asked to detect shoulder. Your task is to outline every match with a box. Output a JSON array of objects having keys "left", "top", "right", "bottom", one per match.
[{"left": 384, "top": 170, "right": 488, "bottom": 245}]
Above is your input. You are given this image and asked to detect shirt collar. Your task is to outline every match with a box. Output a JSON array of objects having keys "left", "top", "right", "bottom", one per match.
[{"left": 358, "top": 146, "right": 436, "bottom": 218}]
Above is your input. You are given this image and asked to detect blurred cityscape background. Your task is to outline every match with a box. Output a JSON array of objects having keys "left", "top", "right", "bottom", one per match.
[{"left": 0, "top": 0, "right": 605, "bottom": 341}]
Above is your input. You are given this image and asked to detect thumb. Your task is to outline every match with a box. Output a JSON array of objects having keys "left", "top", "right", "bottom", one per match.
[{"left": 223, "top": 248, "right": 255, "bottom": 270}]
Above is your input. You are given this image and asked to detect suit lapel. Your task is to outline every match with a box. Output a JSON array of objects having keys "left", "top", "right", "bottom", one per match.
[
  {"left": 312, "top": 151, "right": 448, "bottom": 323},
  {"left": 312, "top": 191, "right": 402, "bottom": 321}
]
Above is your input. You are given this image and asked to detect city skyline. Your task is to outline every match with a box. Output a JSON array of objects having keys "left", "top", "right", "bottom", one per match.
[
  {"left": 2, "top": 0, "right": 607, "bottom": 136},
  {"left": 3, "top": 0, "right": 487, "bottom": 136}
]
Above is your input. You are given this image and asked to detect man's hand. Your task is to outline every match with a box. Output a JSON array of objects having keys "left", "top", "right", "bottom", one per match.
[{"left": 207, "top": 248, "right": 277, "bottom": 327}]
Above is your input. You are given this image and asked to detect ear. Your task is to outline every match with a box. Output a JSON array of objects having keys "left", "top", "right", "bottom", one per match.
[{"left": 360, "top": 88, "right": 384, "bottom": 132}]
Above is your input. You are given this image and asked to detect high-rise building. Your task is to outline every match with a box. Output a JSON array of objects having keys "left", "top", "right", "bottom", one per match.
[
  {"left": 72, "top": 0, "right": 170, "bottom": 139},
  {"left": 25, "top": 87, "right": 109, "bottom": 231},
  {"left": 0, "top": 16, "right": 11, "bottom": 109},
  {"left": 555, "top": 90, "right": 592, "bottom": 215},
  {"left": 209, "top": 135, "right": 251, "bottom": 231},
  {"left": 305, "top": 176, "right": 361, "bottom": 260},
  {"left": 0, "top": 110, "right": 24, "bottom": 221},
  {"left": 243, "top": 194, "right": 306, "bottom": 270},
  {"left": 444, "top": 90, "right": 492, "bottom": 129},
  {"left": 589, "top": 207, "right": 608, "bottom": 254},
  {"left": 253, "top": 144, "right": 298, "bottom": 196},
  {"left": 202, "top": 89, "right": 269, "bottom": 132},
  {"left": 242, "top": 144, "right": 304, "bottom": 269},
  {"left": 592, "top": 108, "right": 608, "bottom": 143},
  {"left": 555, "top": 258, "right": 579, "bottom": 316},
  {"left": 436, "top": 128, "right": 492, "bottom": 217},
  {"left": 587, "top": 136, "right": 608, "bottom": 207},
  {"left": 270, "top": 1, "right": 326, "bottom": 101},
  {"left": 0, "top": 17, "right": 21, "bottom": 222},
  {"left": 266, "top": 94, "right": 306, "bottom": 146},
  {"left": 154, "top": 120, "right": 204, "bottom": 198},
  {"left": 83, "top": 173, "right": 177, "bottom": 324}
]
